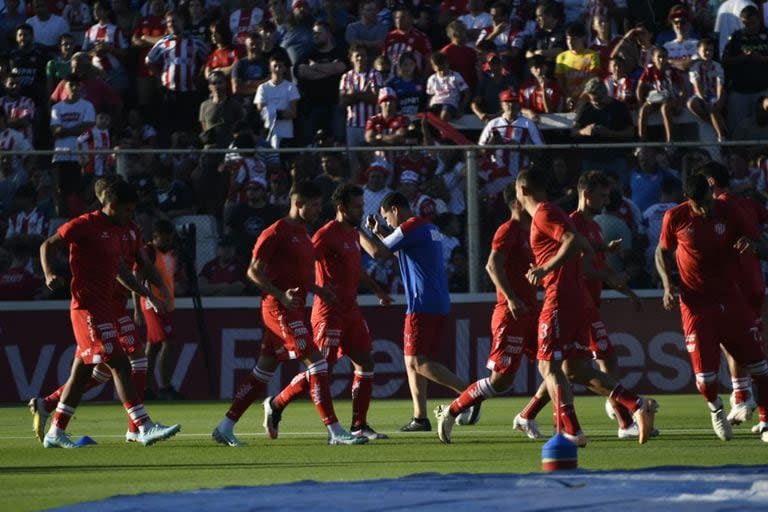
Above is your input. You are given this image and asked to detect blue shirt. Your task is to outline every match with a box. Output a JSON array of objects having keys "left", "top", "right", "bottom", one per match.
[
  {"left": 630, "top": 169, "right": 678, "bottom": 212},
  {"left": 382, "top": 216, "right": 450, "bottom": 314}
]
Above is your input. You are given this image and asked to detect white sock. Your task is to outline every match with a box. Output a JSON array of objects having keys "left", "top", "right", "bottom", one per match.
[
  {"left": 327, "top": 421, "right": 345, "bottom": 437},
  {"left": 47, "top": 424, "right": 63, "bottom": 436},
  {"left": 218, "top": 417, "right": 236, "bottom": 433},
  {"left": 708, "top": 397, "right": 724, "bottom": 412}
]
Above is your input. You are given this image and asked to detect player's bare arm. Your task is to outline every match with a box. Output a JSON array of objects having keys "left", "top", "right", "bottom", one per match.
[
  {"left": 359, "top": 270, "right": 393, "bottom": 305},
  {"left": 654, "top": 243, "right": 677, "bottom": 311},
  {"left": 247, "top": 257, "right": 301, "bottom": 309},
  {"left": 486, "top": 248, "right": 527, "bottom": 319},
  {"left": 40, "top": 233, "right": 66, "bottom": 290},
  {"left": 116, "top": 263, "right": 167, "bottom": 315}
]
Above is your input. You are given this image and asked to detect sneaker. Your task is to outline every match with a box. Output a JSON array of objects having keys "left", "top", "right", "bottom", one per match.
[
  {"left": 125, "top": 430, "right": 140, "bottom": 443},
  {"left": 618, "top": 423, "right": 661, "bottom": 439},
  {"left": 212, "top": 426, "right": 245, "bottom": 447},
  {"left": 752, "top": 422, "right": 768, "bottom": 434},
  {"left": 140, "top": 422, "right": 181, "bottom": 446},
  {"left": 43, "top": 430, "right": 77, "bottom": 449},
  {"left": 632, "top": 398, "right": 657, "bottom": 444},
  {"left": 761, "top": 425, "right": 768, "bottom": 443},
  {"left": 350, "top": 424, "right": 388, "bottom": 440},
  {"left": 28, "top": 397, "right": 50, "bottom": 443},
  {"left": 727, "top": 399, "right": 756, "bottom": 425},
  {"left": 399, "top": 418, "right": 431, "bottom": 432},
  {"left": 434, "top": 405, "right": 456, "bottom": 444},
  {"left": 513, "top": 413, "right": 541, "bottom": 440},
  {"left": 710, "top": 408, "right": 733, "bottom": 441},
  {"left": 263, "top": 397, "right": 282, "bottom": 440},
  {"left": 328, "top": 431, "right": 369, "bottom": 445},
  {"left": 605, "top": 399, "right": 616, "bottom": 420},
  {"left": 562, "top": 430, "right": 588, "bottom": 448},
  {"left": 455, "top": 403, "right": 482, "bottom": 426}
]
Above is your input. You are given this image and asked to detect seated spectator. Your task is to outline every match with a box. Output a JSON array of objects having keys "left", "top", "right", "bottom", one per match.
[
  {"left": 636, "top": 46, "right": 687, "bottom": 142},
  {"left": 398, "top": 169, "right": 442, "bottom": 219},
  {"left": 345, "top": 0, "right": 388, "bottom": 62},
  {"left": 388, "top": 52, "right": 426, "bottom": 116},
  {"left": 224, "top": 175, "right": 283, "bottom": 256},
  {"left": 446, "top": 246, "right": 468, "bottom": 292},
  {"left": 610, "top": 22, "right": 654, "bottom": 80},
  {"left": 364, "top": 88, "right": 409, "bottom": 161},
  {"left": 76, "top": 111, "right": 113, "bottom": 177},
  {"left": 153, "top": 165, "right": 196, "bottom": 218},
  {"left": 0, "top": 235, "right": 46, "bottom": 300},
  {"left": 441, "top": 20, "right": 479, "bottom": 93},
  {"left": 0, "top": 74, "right": 35, "bottom": 145},
  {"left": 603, "top": 55, "right": 634, "bottom": 107},
  {"left": 384, "top": 6, "right": 433, "bottom": 75},
  {"left": 519, "top": 54, "right": 563, "bottom": 117},
  {"left": 525, "top": 2, "right": 566, "bottom": 77},
  {"left": 458, "top": 0, "right": 493, "bottom": 45},
  {"left": 205, "top": 19, "right": 245, "bottom": 81},
  {"left": 687, "top": 38, "right": 726, "bottom": 141},
  {"left": 255, "top": 55, "right": 300, "bottom": 148},
  {"left": 426, "top": 51, "right": 470, "bottom": 122},
  {"left": 394, "top": 122, "right": 438, "bottom": 184},
  {"left": 83, "top": 1, "right": 131, "bottom": 92},
  {"left": 473, "top": 53, "right": 518, "bottom": 122},
  {"left": 663, "top": 4, "right": 699, "bottom": 73},
  {"left": 629, "top": 147, "right": 680, "bottom": 212},
  {"left": 124, "top": 108, "right": 158, "bottom": 147},
  {"left": 733, "top": 95, "right": 768, "bottom": 141},
  {"left": 589, "top": 12, "right": 620, "bottom": 75},
  {"left": 4, "top": 183, "right": 48, "bottom": 239},
  {"left": 476, "top": 2, "right": 527, "bottom": 76},
  {"left": 198, "top": 235, "right": 248, "bottom": 296},
  {"left": 360, "top": 161, "right": 393, "bottom": 232},
  {"left": 555, "top": 22, "right": 601, "bottom": 110},
  {"left": 220, "top": 134, "right": 267, "bottom": 211}
]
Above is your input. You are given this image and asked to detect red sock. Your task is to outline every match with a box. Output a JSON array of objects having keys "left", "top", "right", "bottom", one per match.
[
  {"left": 307, "top": 360, "right": 338, "bottom": 426},
  {"left": 694, "top": 372, "right": 719, "bottom": 403},
  {"left": 521, "top": 394, "right": 550, "bottom": 420},
  {"left": 44, "top": 367, "right": 112, "bottom": 413},
  {"left": 732, "top": 377, "right": 752, "bottom": 404},
  {"left": 449, "top": 377, "right": 495, "bottom": 416},
  {"left": 124, "top": 401, "right": 150, "bottom": 428},
  {"left": 612, "top": 402, "right": 634, "bottom": 429},
  {"left": 225, "top": 367, "right": 273, "bottom": 422},
  {"left": 609, "top": 384, "right": 641, "bottom": 413},
  {"left": 351, "top": 371, "right": 373, "bottom": 428},
  {"left": 129, "top": 358, "right": 148, "bottom": 433},
  {"left": 273, "top": 370, "right": 310, "bottom": 410},
  {"left": 52, "top": 403, "right": 76, "bottom": 430},
  {"left": 749, "top": 369, "right": 768, "bottom": 423},
  {"left": 559, "top": 403, "right": 582, "bottom": 435}
]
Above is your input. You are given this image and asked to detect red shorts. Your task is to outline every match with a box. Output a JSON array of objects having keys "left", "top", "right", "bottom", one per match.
[
  {"left": 144, "top": 307, "right": 173, "bottom": 344},
  {"left": 681, "top": 294, "right": 766, "bottom": 375},
  {"left": 404, "top": 312, "right": 446, "bottom": 357},
  {"left": 487, "top": 306, "right": 538, "bottom": 375},
  {"left": 260, "top": 305, "right": 318, "bottom": 361},
  {"left": 71, "top": 309, "right": 124, "bottom": 365},
  {"left": 585, "top": 307, "right": 614, "bottom": 359},
  {"left": 537, "top": 306, "right": 591, "bottom": 361},
  {"left": 116, "top": 313, "right": 144, "bottom": 355},
  {"left": 312, "top": 308, "right": 372, "bottom": 365}
]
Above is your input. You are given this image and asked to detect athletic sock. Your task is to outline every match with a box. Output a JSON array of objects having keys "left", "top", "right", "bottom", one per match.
[
  {"left": 225, "top": 367, "right": 274, "bottom": 422},
  {"left": 273, "top": 370, "right": 310, "bottom": 410},
  {"left": 43, "top": 367, "right": 112, "bottom": 414},
  {"left": 351, "top": 371, "right": 373, "bottom": 429},
  {"left": 731, "top": 376, "right": 752, "bottom": 404},
  {"left": 50, "top": 402, "right": 76, "bottom": 432},
  {"left": 695, "top": 372, "right": 720, "bottom": 403},
  {"left": 307, "top": 360, "right": 338, "bottom": 426},
  {"left": 129, "top": 358, "right": 148, "bottom": 433},
  {"left": 609, "top": 384, "right": 642, "bottom": 413},
  {"left": 520, "top": 394, "right": 550, "bottom": 420},
  {"left": 612, "top": 402, "right": 634, "bottom": 430},
  {"left": 559, "top": 403, "right": 582, "bottom": 435},
  {"left": 124, "top": 401, "right": 151, "bottom": 429},
  {"left": 449, "top": 377, "right": 496, "bottom": 417}
]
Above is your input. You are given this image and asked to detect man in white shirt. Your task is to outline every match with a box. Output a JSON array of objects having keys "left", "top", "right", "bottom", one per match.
[
  {"left": 715, "top": 0, "right": 756, "bottom": 56},
  {"left": 255, "top": 55, "right": 300, "bottom": 148},
  {"left": 26, "top": 0, "right": 70, "bottom": 48}
]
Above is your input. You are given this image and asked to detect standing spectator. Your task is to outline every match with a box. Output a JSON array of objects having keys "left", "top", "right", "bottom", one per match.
[
  {"left": 25, "top": 0, "right": 69, "bottom": 49},
  {"left": 61, "top": 0, "right": 91, "bottom": 47},
  {"left": 51, "top": 52, "right": 122, "bottom": 119},
  {"left": 197, "top": 235, "right": 248, "bottom": 296},
  {"left": 229, "top": 0, "right": 263, "bottom": 46},
  {"left": 345, "top": 0, "right": 388, "bottom": 61},
  {"left": 0, "top": 235, "right": 45, "bottom": 300},
  {"left": 0, "top": 0, "right": 26, "bottom": 53},
  {"left": 361, "top": 161, "right": 393, "bottom": 232},
  {"left": 426, "top": 51, "right": 470, "bottom": 122},
  {"left": 224, "top": 175, "right": 283, "bottom": 256},
  {"left": 82, "top": 1, "right": 130, "bottom": 92},
  {"left": 204, "top": 19, "right": 245, "bottom": 81},
  {"left": 131, "top": 0, "right": 167, "bottom": 116},
  {"left": 8, "top": 24, "right": 47, "bottom": 109},
  {"left": 603, "top": 55, "right": 634, "bottom": 107},
  {"left": 440, "top": 20, "right": 479, "bottom": 93},
  {"left": 476, "top": 2, "right": 527, "bottom": 76},
  {"left": 733, "top": 95, "right": 768, "bottom": 141},
  {"left": 589, "top": 12, "right": 620, "bottom": 75},
  {"left": 555, "top": 22, "right": 600, "bottom": 110},
  {"left": 0, "top": 108, "right": 33, "bottom": 189},
  {"left": 185, "top": 0, "right": 212, "bottom": 45},
  {"left": 387, "top": 52, "right": 426, "bottom": 116},
  {"left": 715, "top": 0, "right": 756, "bottom": 58},
  {"left": 610, "top": 23, "right": 654, "bottom": 79},
  {"left": 111, "top": 0, "right": 136, "bottom": 39},
  {"left": 629, "top": 147, "right": 680, "bottom": 212},
  {"left": 146, "top": 11, "right": 209, "bottom": 142},
  {"left": 472, "top": 53, "right": 518, "bottom": 122},
  {"left": 458, "top": 0, "right": 493, "bottom": 45},
  {"left": 50, "top": 74, "right": 95, "bottom": 216},
  {"left": 259, "top": 20, "right": 292, "bottom": 70},
  {"left": 636, "top": 46, "right": 687, "bottom": 142},
  {"left": 255, "top": 55, "right": 300, "bottom": 148},
  {"left": 384, "top": 6, "right": 432, "bottom": 75},
  {"left": 314, "top": 152, "right": 347, "bottom": 222},
  {"left": 0, "top": 74, "right": 36, "bottom": 143},
  {"left": 722, "top": 5, "right": 768, "bottom": 135},
  {"left": 296, "top": 20, "right": 347, "bottom": 143},
  {"left": 642, "top": 176, "right": 681, "bottom": 282},
  {"left": 526, "top": 1, "right": 566, "bottom": 77},
  {"left": 153, "top": 165, "right": 196, "bottom": 218},
  {"left": 46, "top": 33, "right": 74, "bottom": 96},
  {"left": 280, "top": 0, "right": 315, "bottom": 67},
  {"left": 688, "top": 38, "right": 726, "bottom": 141},
  {"left": 232, "top": 31, "right": 270, "bottom": 119},
  {"left": 76, "top": 111, "right": 113, "bottom": 177},
  {"left": 4, "top": 183, "right": 48, "bottom": 239},
  {"left": 663, "top": 4, "right": 699, "bottom": 72}
]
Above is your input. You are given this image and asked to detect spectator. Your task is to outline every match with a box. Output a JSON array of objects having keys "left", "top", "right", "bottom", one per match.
[
  {"left": 83, "top": 1, "right": 130, "bottom": 92},
  {"left": 76, "top": 111, "right": 113, "bottom": 177},
  {"left": 280, "top": 0, "right": 315, "bottom": 67},
  {"left": 51, "top": 52, "right": 123, "bottom": 119},
  {"left": 663, "top": 4, "right": 699, "bottom": 72},
  {"left": 688, "top": 38, "right": 726, "bottom": 141},
  {"left": 458, "top": 0, "right": 492, "bottom": 45},
  {"left": 384, "top": 6, "right": 432, "bottom": 75},
  {"left": 636, "top": 46, "right": 687, "bottom": 142},
  {"left": 26, "top": 0, "right": 70, "bottom": 48},
  {"left": 4, "top": 183, "right": 48, "bottom": 239},
  {"left": 388, "top": 52, "right": 426, "bottom": 116},
  {"left": 111, "top": 0, "right": 136, "bottom": 39},
  {"left": 393, "top": 121, "right": 438, "bottom": 183},
  {"left": 265, "top": 0, "right": 290, "bottom": 43},
  {"left": 185, "top": 0, "right": 212, "bottom": 45},
  {"left": 364, "top": 87, "right": 409, "bottom": 161},
  {"left": 224, "top": 174, "right": 283, "bottom": 256},
  {"left": 473, "top": 53, "right": 518, "bottom": 122},
  {"left": 0, "top": 152, "right": 28, "bottom": 217},
  {"left": 722, "top": 5, "right": 768, "bottom": 135},
  {"left": 476, "top": 2, "right": 526, "bottom": 75},
  {"left": 232, "top": 31, "right": 270, "bottom": 118},
  {"left": 314, "top": 152, "right": 347, "bottom": 222},
  {"left": 45, "top": 33, "right": 74, "bottom": 96},
  {"left": 526, "top": 1, "right": 566, "bottom": 77},
  {"left": 255, "top": 55, "right": 300, "bottom": 148},
  {"left": 0, "top": 104, "right": 33, "bottom": 179},
  {"left": 603, "top": 55, "right": 633, "bottom": 107},
  {"left": 589, "top": 12, "right": 620, "bottom": 75},
  {"left": 441, "top": 20, "right": 479, "bottom": 93},
  {"left": 0, "top": 74, "right": 35, "bottom": 143},
  {"left": 8, "top": 24, "right": 48, "bottom": 108},
  {"left": 398, "top": 169, "right": 441, "bottom": 219},
  {"left": 594, "top": 186, "right": 635, "bottom": 273},
  {"left": 200, "top": 69, "right": 244, "bottom": 147},
  {"left": 315, "top": 0, "right": 353, "bottom": 46},
  {"left": 124, "top": 107, "right": 158, "bottom": 147},
  {"left": 555, "top": 22, "right": 600, "bottom": 110},
  {"left": 205, "top": 19, "right": 245, "bottom": 81},
  {"left": 361, "top": 161, "right": 393, "bottom": 231},
  {"left": 0, "top": 235, "right": 46, "bottom": 300},
  {"left": 733, "top": 95, "right": 768, "bottom": 141},
  {"left": 629, "top": 147, "right": 680, "bottom": 212},
  {"left": 610, "top": 22, "right": 654, "bottom": 79},
  {"left": 715, "top": 0, "right": 756, "bottom": 58},
  {"left": 426, "top": 51, "right": 470, "bottom": 122},
  {"left": 345, "top": 0, "right": 388, "bottom": 61},
  {"left": 642, "top": 176, "right": 681, "bottom": 282},
  {"left": 372, "top": 54, "right": 392, "bottom": 83},
  {"left": 434, "top": 211, "right": 461, "bottom": 266},
  {"left": 197, "top": 235, "right": 248, "bottom": 296},
  {"left": 50, "top": 74, "right": 95, "bottom": 216},
  {"left": 131, "top": 0, "right": 167, "bottom": 116},
  {"left": 296, "top": 20, "right": 347, "bottom": 142},
  {"left": 229, "top": 0, "right": 263, "bottom": 46},
  {"left": 153, "top": 164, "right": 196, "bottom": 218},
  {"left": 0, "top": 0, "right": 26, "bottom": 53}
]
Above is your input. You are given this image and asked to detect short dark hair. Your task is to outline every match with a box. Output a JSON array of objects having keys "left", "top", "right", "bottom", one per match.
[
  {"left": 696, "top": 161, "right": 730, "bottom": 188},
  {"left": 332, "top": 183, "right": 363, "bottom": 208},
  {"left": 16, "top": 23, "right": 33, "bottom": 35},
  {"left": 516, "top": 166, "right": 550, "bottom": 194},
  {"left": 380, "top": 191, "right": 410, "bottom": 211},
  {"left": 290, "top": 180, "right": 323, "bottom": 200},
  {"left": 683, "top": 173, "right": 710, "bottom": 202},
  {"left": 502, "top": 181, "right": 517, "bottom": 206},
  {"left": 577, "top": 170, "right": 612, "bottom": 192},
  {"left": 103, "top": 180, "right": 138, "bottom": 205},
  {"left": 741, "top": 4, "right": 759, "bottom": 18},
  {"left": 153, "top": 218, "right": 176, "bottom": 236},
  {"left": 565, "top": 22, "right": 586, "bottom": 38}
]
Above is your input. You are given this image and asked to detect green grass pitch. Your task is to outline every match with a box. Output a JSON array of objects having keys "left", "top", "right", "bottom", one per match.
[{"left": 0, "top": 395, "right": 764, "bottom": 511}]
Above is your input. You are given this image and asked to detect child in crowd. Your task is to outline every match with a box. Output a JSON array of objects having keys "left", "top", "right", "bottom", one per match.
[
  {"left": 636, "top": 46, "right": 687, "bottom": 142},
  {"left": 426, "top": 52, "right": 470, "bottom": 121},
  {"left": 687, "top": 38, "right": 726, "bottom": 141}
]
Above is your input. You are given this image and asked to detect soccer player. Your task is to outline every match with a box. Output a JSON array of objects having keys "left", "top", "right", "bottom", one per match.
[
  {"left": 38, "top": 181, "right": 180, "bottom": 448},
  {"left": 656, "top": 173, "right": 768, "bottom": 443},
  {"left": 261, "top": 184, "right": 393, "bottom": 440},
  {"left": 515, "top": 168, "right": 655, "bottom": 446},
  {"left": 212, "top": 181, "right": 368, "bottom": 446},
  {"left": 433, "top": 183, "right": 537, "bottom": 443},
  {"left": 360, "top": 192, "right": 469, "bottom": 432},
  {"left": 30, "top": 177, "right": 172, "bottom": 443}
]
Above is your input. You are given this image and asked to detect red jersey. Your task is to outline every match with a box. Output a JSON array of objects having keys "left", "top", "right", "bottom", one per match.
[
  {"left": 570, "top": 210, "right": 606, "bottom": 306},
  {"left": 660, "top": 199, "right": 758, "bottom": 304},
  {"left": 111, "top": 221, "right": 144, "bottom": 312},
  {"left": 312, "top": 220, "right": 361, "bottom": 315},
  {"left": 491, "top": 218, "right": 536, "bottom": 310},
  {"left": 58, "top": 210, "right": 123, "bottom": 315},
  {"left": 440, "top": 43, "right": 478, "bottom": 91},
  {"left": 518, "top": 78, "right": 562, "bottom": 113},
  {"left": 200, "top": 257, "right": 247, "bottom": 284},
  {"left": 638, "top": 64, "right": 686, "bottom": 97},
  {"left": 384, "top": 29, "right": 433, "bottom": 72},
  {"left": 530, "top": 202, "right": 584, "bottom": 309},
  {"left": 0, "top": 267, "right": 43, "bottom": 300},
  {"left": 394, "top": 151, "right": 437, "bottom": 182},
  {"left": 252, "top": 218, "right": 315, "bottom": 308},
  {"left": 206, "top": 46, "right": 245, "bottom": 74}
]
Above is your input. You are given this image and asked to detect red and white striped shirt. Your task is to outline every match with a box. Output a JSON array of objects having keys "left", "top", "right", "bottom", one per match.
[
  {"left": 5, "top": 208, "right": 49, "bottom": 238},
  {"left": 383, "top": 29, "right": 432, "bottom": 73},
  {"left": 689, "top": 60, "right": 724, "bottom": 99},
  {"left": 146, "top": 34, "right": 209, "bottom": 92},
  {"left": 0, "top": 95, "right": 35, "bottom": 141},
  {"left": 0, "top": 127, "right": 33, "bottom": 152},
  {"left": 518, "top": 78, "right": 562, "bottom": 113},
  {"left": 478, "top": 114, "right": 544, "bottom": 179},
  {"left": 229, "top": 8, "right": 264, "bottom": 46},
  {"left": 638, "top": 64, "right": 686, "bottom": 97},
  {"left": 77, "top": 126, "right": 112, "bottom": 176},
  {"left": 339, "top": 69, "right": 384, "bottom": 128},
  {"left": 603, "top": 73, "right": 633, "bottom": 105},
  {"left": 227, "top": 157, "right": 267, "bottom": 203},
  {"left": 83, "top": 22, "right": 128, "bottom": 72}
]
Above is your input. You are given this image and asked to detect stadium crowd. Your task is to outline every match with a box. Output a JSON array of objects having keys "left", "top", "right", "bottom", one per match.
[{"left": 1, "top": 0, "right": 768, "bottom": 301}]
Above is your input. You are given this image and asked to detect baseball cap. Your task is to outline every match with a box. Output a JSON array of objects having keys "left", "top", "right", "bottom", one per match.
[
  {"left": 499, "top": 89, "right": 519, "bottom": 103},
  {"left": 400, "top": 170, "right": 419, "bottom": 184},
  {"left": 378, "top": 87, "right": 398, "bottom": 104}
]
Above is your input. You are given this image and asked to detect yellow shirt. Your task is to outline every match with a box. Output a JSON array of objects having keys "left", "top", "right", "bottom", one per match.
[{"left": 555, "top": 49, "right": 601, "bottom": 99}]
